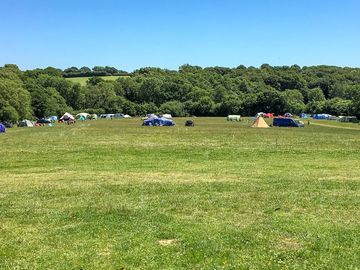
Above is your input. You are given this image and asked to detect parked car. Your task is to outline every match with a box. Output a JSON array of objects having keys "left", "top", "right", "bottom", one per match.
[{"left": 273, "top": 118, "right": 304, "bottom": 127}]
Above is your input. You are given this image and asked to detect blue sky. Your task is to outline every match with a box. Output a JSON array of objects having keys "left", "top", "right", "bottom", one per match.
[{"left": 1, "top": 0, "right": 359, "bottom": 71}]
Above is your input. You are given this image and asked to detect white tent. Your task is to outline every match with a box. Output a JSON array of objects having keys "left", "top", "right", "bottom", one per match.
[
  {"left": 162, "top": 114, "right": 172, "bottom": 119},
  {"left": 123, "top": 114, "right": 132, "bottom": 118},
  {"left": 60, "top": 112, "right": 75, "bottom": 121},
  {"left": 18, "top": 119, "right": 34, "bottom": 127},
  {"left": 227, "top": 115, "right": 241, "bottom": 121}
]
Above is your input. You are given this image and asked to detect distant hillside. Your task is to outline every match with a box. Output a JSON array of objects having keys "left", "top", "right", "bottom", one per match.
[{"left": 66, "top": 75, "right": 129, "bottom": 86}]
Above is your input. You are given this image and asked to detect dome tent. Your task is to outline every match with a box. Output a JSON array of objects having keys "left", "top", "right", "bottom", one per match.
[
  {"left": 60, "top": 112, "right": 75, "bottom": 121},
  {"left": 0, "top": 123, "right": 5, "bottom": 133},
  {"left": 76, "top": 113, "right": 90, "bottom": 119},
  {"left": 18, "top": 120, "right": 34, "bottom": 127}
]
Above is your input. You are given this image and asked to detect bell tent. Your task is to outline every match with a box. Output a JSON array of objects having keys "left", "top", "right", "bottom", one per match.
[{"left": 252, "top": 117, "right": 269, "bottom": 128}]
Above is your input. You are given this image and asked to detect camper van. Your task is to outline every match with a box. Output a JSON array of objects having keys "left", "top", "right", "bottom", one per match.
[{"left": 273, "top": 118, "right": 304, "bottom": 127}]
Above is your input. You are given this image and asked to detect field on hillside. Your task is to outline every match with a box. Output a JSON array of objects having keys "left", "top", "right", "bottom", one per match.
[
  {"left": 66, "top": 76, "right": 128, "bottom": 86},
  {"left": 1, "top": 118, "right": 360, "bottom": 269}
]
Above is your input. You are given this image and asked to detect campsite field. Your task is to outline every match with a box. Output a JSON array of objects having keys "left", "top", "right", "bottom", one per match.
[
  {"left": 66, "top": 75, "right": 128, "bottom": 86},
  {"left": 1, "top": 118, "right": 360, "bottom": 269}
]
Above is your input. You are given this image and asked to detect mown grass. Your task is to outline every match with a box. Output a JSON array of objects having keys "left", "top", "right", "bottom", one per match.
[
  {"left": 1, "top": 118, "right": 360, "bottom": 269},
  {"left": 66, "top": 76, "right": 128, "bottom": 86}
]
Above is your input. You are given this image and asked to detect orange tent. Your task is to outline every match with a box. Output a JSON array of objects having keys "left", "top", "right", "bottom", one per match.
[{"left": 251, "top": 117, "right": 269, "bottom": 128}]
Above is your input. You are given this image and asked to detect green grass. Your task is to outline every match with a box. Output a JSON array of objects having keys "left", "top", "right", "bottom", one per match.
[
  {"left": 1, "top": 118, "right": 360, "bottom": 269},
  {"left": 66, "top": 76, "right": 128, "bottom": 86}
]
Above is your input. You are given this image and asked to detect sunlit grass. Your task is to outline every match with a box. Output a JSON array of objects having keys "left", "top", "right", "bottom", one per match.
[{"left": 0, "top": 118, "right": 359, "bottom": 269}]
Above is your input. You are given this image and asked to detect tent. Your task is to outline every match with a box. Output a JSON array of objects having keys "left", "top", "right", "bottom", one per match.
[
  {"left": 143, "top": 116, "right": 175, "bottom": 126},
  {"left": 312, "top": 114, "right": 331, "bottom": 119},
  {"left": 0, "top": 123, "right": 5, "bottom": 133},
  {"left": 162, "top": 114, "right": 172, "bottom": 119},
  {"left": 123, "top": 114, "right": 131, "bottom": 118},
  {"left": 91, "top": 114, "right": 98, "bottom": 120},
  {"left": 60, "top": 112, "right": 75, "bottom": 121},
  {"left": 49, "top": 116, "right": 58, "bottom": 121},
  {"left": 227, "top": 115, "right": 241, "bottom": 121},
  {"left": 76, "top": 113, "right": 90, "bottom": 119},
  {"left": 251, "top": 117, "right": 269, "bottom": 128},
  {"left": 18, "top": 120, "right": 34, "bottom": 127}
]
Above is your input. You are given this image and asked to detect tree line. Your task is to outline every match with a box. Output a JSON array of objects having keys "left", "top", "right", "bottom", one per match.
[{"left": 1, "top": 63, "right": 360, "bottom": 123}]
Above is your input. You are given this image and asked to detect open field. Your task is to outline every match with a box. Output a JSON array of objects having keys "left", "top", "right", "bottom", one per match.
[
  {"left": 66, "top": 76, "right": 128, "bottom": 86},
  {"left": 1, "top": 118, "right": 360, "bottom": 269}
]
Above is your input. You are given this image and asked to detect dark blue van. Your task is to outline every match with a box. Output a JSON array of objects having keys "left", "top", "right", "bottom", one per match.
[{"left": 273, "top": 118, "right": 304, "bottom": 127}]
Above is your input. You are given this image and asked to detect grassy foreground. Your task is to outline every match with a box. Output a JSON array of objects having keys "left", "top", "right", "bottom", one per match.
[{"left": 1, "top": 118, "right": 360, "bottom": 269}]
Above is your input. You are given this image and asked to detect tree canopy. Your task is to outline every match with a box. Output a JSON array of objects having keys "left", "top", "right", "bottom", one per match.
[{"left": 1, "top": 63, "right": 360, "bottom": 122}]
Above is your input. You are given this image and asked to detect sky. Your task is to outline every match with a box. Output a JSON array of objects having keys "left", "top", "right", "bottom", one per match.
[{"left": 0, "top": 0, "right": 360, "bottom": 71}]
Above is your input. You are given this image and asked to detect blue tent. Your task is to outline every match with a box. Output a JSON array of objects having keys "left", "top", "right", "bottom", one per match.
[
  {"left": 49, "top": 116, "right": 58, "bottom": 121},
  {"left": 300, "top": 113, "right": 308, "bottom": 119},
  {"left": 313, "top": 114, "right": 331, "bottom": 119},
  {"left": 0, "top": 123, "right": 6, "bottom": 133},
  {"left": 143, "top": 117, "right": 175, "bottom": 126}
]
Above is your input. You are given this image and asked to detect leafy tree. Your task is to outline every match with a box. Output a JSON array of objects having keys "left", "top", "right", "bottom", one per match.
[{"left": 160, "top": 101, "right": 186, "bottom": 116}]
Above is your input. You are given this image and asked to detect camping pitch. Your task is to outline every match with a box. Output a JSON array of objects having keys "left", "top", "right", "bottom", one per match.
[{"left": 252, "top": 117, "right": 269, "bottom": 128}]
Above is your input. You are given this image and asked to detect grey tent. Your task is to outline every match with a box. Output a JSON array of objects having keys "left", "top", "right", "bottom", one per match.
[{"left": 18, "top": 120, "right": 34, "bottom": 127}]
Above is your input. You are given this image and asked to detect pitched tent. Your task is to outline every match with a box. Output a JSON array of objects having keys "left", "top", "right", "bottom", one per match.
[
  {"left": 162, "top": 114, "right": 172, "bottom": 119},
  {"left": 227, "top": 115, "right": 241, "bottom": 121},
  {"left": 91, "top": 114, "right": 98, "bottom": 120},
  {"left": 76, "top": 113, "right": 90, "bottom": 119},
  {"left": 49, "top": 116, "right": 58, "bottom": 121},
  {"left": 60, "top": 112, "right": 75, "bottom": 121},
  {"left": 18, "top": 120, "right": 34, "bottom": 127},
  {"left": 0, "top": 123, "right": 5, "bottom": 133},
  {"left": 251, "top": 117, "right": 269, "bottom": 128}
]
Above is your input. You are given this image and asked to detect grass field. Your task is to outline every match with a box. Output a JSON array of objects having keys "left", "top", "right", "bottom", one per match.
[
  {"left": 66, "top": 76, "right": 128, "bottom": 86},
  {"left": 1, "top": 118, "right": 360, "bottom": 269}
]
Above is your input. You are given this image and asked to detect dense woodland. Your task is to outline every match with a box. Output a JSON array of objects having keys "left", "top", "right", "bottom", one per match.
[{"left": 1, "top": 63, "right": 360, "bottom": 122}]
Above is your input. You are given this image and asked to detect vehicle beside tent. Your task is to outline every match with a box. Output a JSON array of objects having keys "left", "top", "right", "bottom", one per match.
[
  {"left": 251, "top": 117, "right": 269, "bottom": 128},
  {"left": 0, "top": 123, "right": 6, "bottom": 133},
  {"left": 273, "top": 118, "right": 304, "bottom": 127},
  {"left": 338, "top": 116, "right": 359, "bottom": 123},
  {"left": 18, "top": 120, "right": 34, "bottom": 127},
  {"left": 36, "top": 118, "right": 51, "bottom": 124},
  {"left": 227, "top": 115, "right": 241, "bottom": 121},
  {"left": 143, "top": 116, "right": 175, "bottom": 126},
  {"left": 100, "top": 114, "right": 114, "bottom": 119}
]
